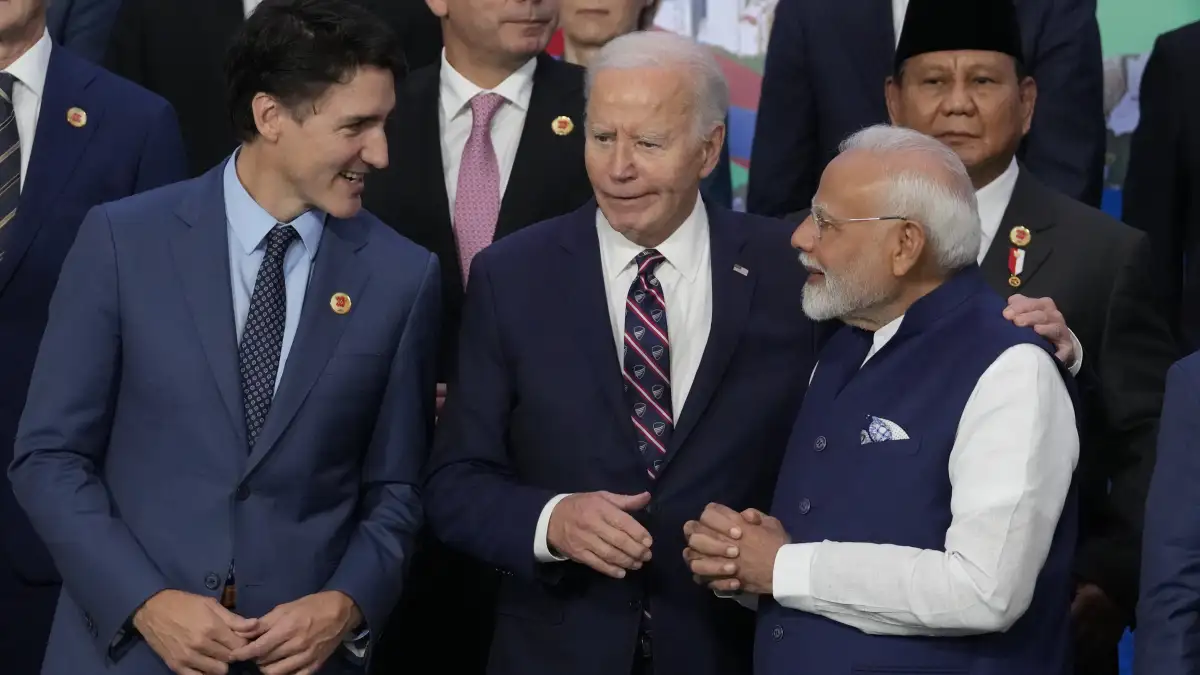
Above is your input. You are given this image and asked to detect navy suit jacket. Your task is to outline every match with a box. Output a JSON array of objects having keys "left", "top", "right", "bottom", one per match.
[
  {"left": 0, "top": 44, "right": 186, "bottom": 588},
  {"left": 1135, "top": 350, "right": 1200, "bottom": 675},
  {"left": 48, "top": 0, "right": 123, "bottom": 64},
  {"left": 424, "top": 200, "right": 820, "bottom": 675},
  {"left": 8, "top": 164, "right": 438, "bottom": 674},
  {"left": 747, "top": 0, "right": 1106, "bottom": 217}
]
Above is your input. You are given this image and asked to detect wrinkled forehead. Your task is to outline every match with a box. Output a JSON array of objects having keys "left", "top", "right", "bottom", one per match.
[{"left": 814, "top": 152, "right": 891, "bottom": 215}]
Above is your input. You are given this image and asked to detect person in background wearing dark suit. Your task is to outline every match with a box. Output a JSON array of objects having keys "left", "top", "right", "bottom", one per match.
[
  {"left": 423, "top": 30, "right": 820, "bottom": 675},
  {"left": 883, "top": 1, "right": 1177, "bottom": 673},
  {"left": 0, "top": 0, "right": 187, "bottom": 672},
  {"left": 1122, "top": 20, "right": 1200, "bottom": 353},
  {"left": 46, "top": 0, "right": 121, "bottom": 63},
  {"left": 747, "top": 0, "right": 1105, "bottom": 218},
  {"left": 102, "top": 0, "right": 442, "bottom": 177},
  {"left": 362, "top": 1, "right": 593, "bottom": 670}
]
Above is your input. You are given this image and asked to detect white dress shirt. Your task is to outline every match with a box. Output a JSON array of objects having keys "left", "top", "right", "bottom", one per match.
[
  {"left": 439, "top": 51, "right": 536, "bottom": 219},
  {"left": 5, "top": 29, "right": 51, "bottom": 192},
  {"left": 975, "top": 159, "right": 1083, "bottom": 375},
  {"left": 892, "top": 0, "right": 909, "bottom": 44},
  {"left": 533, "top": 196, "right": 715, "bottom": 562},
  {"left": 765, "top": 315, "right": 1080, "bottom": 635}
]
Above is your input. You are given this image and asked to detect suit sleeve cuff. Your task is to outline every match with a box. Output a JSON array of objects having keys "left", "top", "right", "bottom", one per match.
[
  {"left": 534, "top": 494, "right": 572, "bottom": 562},
  {"left": 1067, "top": 327, "right": 1084, "bottom": 376},
  {"left": 772, "top": 543, "right": 817, "bottom": 611}
]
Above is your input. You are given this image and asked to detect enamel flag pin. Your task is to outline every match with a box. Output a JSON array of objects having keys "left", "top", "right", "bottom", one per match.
[
  {"left": 67, "top": 107, "right": 87, "bottom": 128},
  {"left": 1008, "top": 247, "right": 1026, "bottom": 288},
  {"left": 1009, "top": 225, "right": 1031, "bottom": 247},
  {"left": 551, "top": 115, "right": 574, "bottom": 136},
  {"left": 330, "top": 292, "right": 352, "bottom": 314},
  {"left": 733, "top": 264, "right": 749, "bottom": 276}
]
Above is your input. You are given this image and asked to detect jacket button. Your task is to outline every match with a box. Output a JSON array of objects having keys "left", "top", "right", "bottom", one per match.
[
  {"left": 204, "top": 573, "right": 221, "bottom": 590},
  {"left": 772, "top": 625, "right": 784, "bottom": 641},
  {"left": 798, "top": 498, "right": 811, "bottom": 515},
  {"left": 235, "top": 485, "right": 250, "bottom": 501},
  {"left": 814, "top": 436, "right": 826, "bottom": 451}
]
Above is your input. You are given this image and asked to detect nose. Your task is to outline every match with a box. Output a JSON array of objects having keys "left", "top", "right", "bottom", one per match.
[
  {"left": 792, "top": 214, "right": 817, "bottom": 252},
  {"left": 607, "top": 139, "right": 636, "bottom": 182},
  {"left": 940, "top": 80, "right": 978, "bottom": 116},
  {"left": 362, "top": 126, "right": 389, "bottom": 170}
]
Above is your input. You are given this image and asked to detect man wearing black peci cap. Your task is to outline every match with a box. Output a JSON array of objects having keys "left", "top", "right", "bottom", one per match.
[{"left": 884, "top": 1, "right": 1177, "bottom": 673}]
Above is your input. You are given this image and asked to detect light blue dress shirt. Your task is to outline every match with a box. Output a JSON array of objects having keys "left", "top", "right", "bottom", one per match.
[{"left": 223, "top": 152, "right": 325, "bottom": 392}]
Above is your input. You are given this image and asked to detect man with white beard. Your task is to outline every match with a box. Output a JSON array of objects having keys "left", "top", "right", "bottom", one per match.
[{"left": 684, "top": 124, "right": 1082, "bottom": 675}]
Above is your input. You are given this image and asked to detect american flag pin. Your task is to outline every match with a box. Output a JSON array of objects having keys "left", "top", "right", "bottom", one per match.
[{"left": 733, "top": 264, "right": 749, "bottom": 276}]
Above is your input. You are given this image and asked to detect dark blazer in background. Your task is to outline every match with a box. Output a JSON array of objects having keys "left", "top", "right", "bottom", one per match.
[
  {"left": 748, "top": 0, "right": 1106, "bottom": 217},
  {"left": 1122, "top": 20, "right": 1200, "bottom": 353},
  {"left": 47, "top": 0, "right": 123, "bottom": 63},
  {"left": 0, "top": 44, "right": 187, "bottom": 675},
  {"left": 102, "top": 0, "right": 443, "bottom": 177},
  {"left": 423, "top": 202, "right": 819, "bottom": 675}
]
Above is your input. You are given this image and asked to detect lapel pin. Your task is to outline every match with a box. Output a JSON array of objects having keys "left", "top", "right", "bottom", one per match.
[
  {"left": 330, "top": 292, "right": 352, "bottom": 314},
  {"left": 66, "top": 107, "right": 87, "bottom": 128},
  {"left": 551, "top": 115, "right": 574, "bottom": 136},
  {"left": 1009, "top": 225, "right": 1031, "bottom": 247},
  {"left": 1007, "top": 246, "right": 1026, "bottom": 288},
  {"left": 732, "top": 264, "right": 749, "bottom": 276}
]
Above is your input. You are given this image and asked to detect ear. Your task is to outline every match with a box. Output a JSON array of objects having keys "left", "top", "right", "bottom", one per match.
[
  {"left": 891, "top": 219, "right": 927, "bottom": 277},
  {"left": 697, "top": 122, "right": 726, "bottom": 180},
  {"left": 251, "top": 92, "right": 286, "bottom": 143},
  {"left": 884, "top": 75, "right": 902, "bottom": 125},
  {"left": 1018, "top": 76, "right": 1037, "bottom": 137},
  {"left": 426, "top": 0, "right": 449, "bottom": 19}
]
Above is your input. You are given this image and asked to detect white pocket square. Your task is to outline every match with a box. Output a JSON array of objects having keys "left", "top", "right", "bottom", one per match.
[{"left": 860, "top": 415, "right": 910, "bottom": 444}]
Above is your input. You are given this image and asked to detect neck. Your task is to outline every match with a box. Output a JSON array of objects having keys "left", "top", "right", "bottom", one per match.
[
  {"left": 235, "top": 144, "right": 309, "bottom": 224},
  {"left": 843, "top": 276, "right": 943, "bottom": 332},
  {"left": 562, "top": 39, "right": 600, "bottom": 67},
  {"left": 968, "top": 155, "right": 1014, "bottom": 191},
  {"left": 0, "top": 18, "right": 45, "bottom": 71},
  {"left": 443, "top": 38, "right": 528, "bottom": 90}
]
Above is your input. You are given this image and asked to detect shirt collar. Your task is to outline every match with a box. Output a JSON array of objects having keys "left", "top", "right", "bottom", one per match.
[
  {"left": 5, "top": 29, "right": 52, "bottom": 100},
  {"left": 865, "top": 313, "right": 905, "bottom": 362},
  {"left": 974, "top": 157, "right": 1019, "bottom": 241},
  {"left": 439, "top": 48, "right": 536, "bottom": 122},
  {"left": 597, "top": 194, "right": 709, "bottom": 283},
  {"left": 222, "top": 149, "right": 325, "bottom": 259}
]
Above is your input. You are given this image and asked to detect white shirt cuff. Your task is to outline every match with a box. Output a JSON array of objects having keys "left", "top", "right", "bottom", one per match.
[
  {"left": 772, "top": 542, "right": 818, "bottom": 611},
  {"left": 1067, "top": 327, "right": 1083, "bottom": 376},
  {"left": 533, "top": 493, "right": 572, "bottom": 562}
]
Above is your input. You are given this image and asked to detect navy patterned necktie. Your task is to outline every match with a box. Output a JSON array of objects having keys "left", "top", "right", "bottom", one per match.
[
  {"left": 623, "top": 249, "right": 673, "bottom": 479},
  {"left": 238, "top": 224, "right": 299, "bottom": 448},
  {"left": 0, "top": 73, "right": 20, "bottom": 263}
]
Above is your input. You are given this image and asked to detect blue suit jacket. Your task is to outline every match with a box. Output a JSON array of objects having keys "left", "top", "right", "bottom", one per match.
[
  {"left": 9, "top": 164, "right": 438, "bottom": 674},
  {"left": 424, "top": 200, "right": 820, "bottom": 675},
  {"left": 1135, "top": 351, "right": 1200, "bottom": 675},
  {"left": 0, "top": 44, "right": 186, "bottom": 588},
  {"left": 747, "top": 0, "right": 1106, "bottom": 216},
  {"left": 48, "top": 0, "right": 123, "bottom": 64}
]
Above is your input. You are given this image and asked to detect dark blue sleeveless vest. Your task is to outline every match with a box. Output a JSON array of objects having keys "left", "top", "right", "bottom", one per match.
[{"left": 754, "top": 265, "right": 1078, "bottom": 675}]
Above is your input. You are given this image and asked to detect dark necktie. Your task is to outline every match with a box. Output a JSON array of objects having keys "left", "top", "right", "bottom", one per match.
[
  {"left": 0, "top": 73, "right": 21, "bottom": 264},
  {"left": 622, "top": 249, "right": 673, "bottom": 480},
  {"left": 238, "top": 224, "right": 299, "bottom": 448}
]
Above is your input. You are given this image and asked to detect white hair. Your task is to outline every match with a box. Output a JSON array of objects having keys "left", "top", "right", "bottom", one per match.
[
  {"left": 838, "top": 124, "right": 981, "bottom": 271},
  {"left": 585, "top": 31, "right": 729, "bottom": 140}
]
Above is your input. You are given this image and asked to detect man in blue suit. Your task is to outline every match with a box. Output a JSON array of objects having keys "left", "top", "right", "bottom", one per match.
[
  {"left": 0, "top": 0, "right": 187, "bottom": 672},
  {"left": 1136, "top": 352, "right": 1200, "bottom": 674},
  {"left": 8, "top": 1, "right": 435, "bottom": 673},
  {"left": 423, "top": 31, "right": 820, "bottom": 675}
]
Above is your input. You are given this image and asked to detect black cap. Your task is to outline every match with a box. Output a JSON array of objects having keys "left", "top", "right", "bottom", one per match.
[{"left": 894, "top": 0, "right": 1024, "bottom": 71}]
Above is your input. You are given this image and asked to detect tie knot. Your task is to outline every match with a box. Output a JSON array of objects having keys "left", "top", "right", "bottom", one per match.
[
  {"left": 469, "top": 93, "right": 506, "bottom": 129},
  {"left": 634, "top": 249, "right": 666, "bottom": 276},
  {"left": 265, "top": 224, "right": 299, "bottom": 258}
]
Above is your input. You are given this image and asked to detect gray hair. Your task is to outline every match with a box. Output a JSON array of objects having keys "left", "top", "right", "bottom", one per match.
[
  {"left": 585, "top": 31, "right": 729, "bottom": 140},
  {"left": 838, "top": 124, "right": 981, "bottom": 271}
]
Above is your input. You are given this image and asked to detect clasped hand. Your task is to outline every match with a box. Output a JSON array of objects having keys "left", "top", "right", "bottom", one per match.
[
  {"left": 546, "top": 491, "right": 654, "bottom": 578},
  {"left": 134, "top": 589, "right": 361, "bottom": 675},
  {"left": 682, "top": 503, "right": 790, "bottom": 596}
]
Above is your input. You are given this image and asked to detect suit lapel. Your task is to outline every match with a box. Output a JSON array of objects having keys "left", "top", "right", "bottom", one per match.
[
  {"left": 980, "top": 167, "right": 1056, "bottom": 293},
  {"left": 244, "top": 217, "right": 370, "bottom": 476},
  {"left": 0, "top": 47, "right": 98, "bottom": 293},
  {"left": 171, "top": 164, "right": 246, "bottom": 446},
  {"left": 410, "top": 69, "right": 458, "bottom": 281},
  {"left": 660, "top": 207, "right": 753, "bottom": 473}
]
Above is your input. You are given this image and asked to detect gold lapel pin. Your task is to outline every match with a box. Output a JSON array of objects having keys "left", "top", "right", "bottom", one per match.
[
  {"left": 66, "top": 107, "right": 87, "bottom": 128},
  {"left": 1009, "top": 225, "right": 1031, "bottom": 247},
  {"left": 551, "top": 115, "right": 574, "bottom": 136},
  {"left": 330, "top": 292, "right": 352, "bottom": 314}
]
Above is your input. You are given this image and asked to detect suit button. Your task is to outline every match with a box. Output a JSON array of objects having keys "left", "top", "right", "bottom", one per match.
[
  {"left": 629, "top": 599, "right": 642, "bottom": 611},
  {"left": 204, "top": 573, "right": 221, "bottom": 590},
  {"left": 772, "top": 625, "right": 784, "bottom": 641},
  {"left": 798, "top": 498, "right": 811, "bottom": 515},
  {"left": 235, "top": 485, "right": 250, "bottom": 501},
  {"left": 814, "top": 436, "right": 826, "bottom": 451}
]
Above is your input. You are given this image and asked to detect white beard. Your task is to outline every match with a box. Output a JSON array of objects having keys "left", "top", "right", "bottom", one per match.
[{"left": 799, "top": 252, "right": 894, "bottom": 322}]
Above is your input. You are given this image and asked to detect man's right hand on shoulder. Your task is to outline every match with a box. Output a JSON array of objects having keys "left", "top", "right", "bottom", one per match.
[
  {"left": 546, "top": 491, "right": 654, "bottom": 579},
  {"left": 132, "top": 589, "right": 259, "bottom": 675}
]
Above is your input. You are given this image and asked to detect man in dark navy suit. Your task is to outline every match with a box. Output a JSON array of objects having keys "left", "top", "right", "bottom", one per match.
[{"left": 0, "top": 1, "right": 187, "bottom": 672}]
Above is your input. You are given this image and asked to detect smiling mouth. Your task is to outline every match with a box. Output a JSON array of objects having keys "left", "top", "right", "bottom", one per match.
[{"left": 338, "top": 171, "right": 365, "bottom": 184}]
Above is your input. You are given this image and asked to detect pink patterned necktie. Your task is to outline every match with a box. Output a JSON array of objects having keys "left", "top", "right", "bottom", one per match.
[{"left": 453, "top": 92, "right": 507, "bottom": 285}]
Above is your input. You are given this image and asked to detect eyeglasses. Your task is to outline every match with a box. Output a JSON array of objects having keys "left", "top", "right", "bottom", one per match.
[{"left": 810, "top": 205, "right": 909, "bottom": 240}]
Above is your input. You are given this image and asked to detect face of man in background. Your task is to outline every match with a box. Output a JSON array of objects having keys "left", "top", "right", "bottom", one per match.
[
  {"left": 885, "top": 50, "right": 1036, "bottom": 187},
  {"left": 428, "top": 0, "right": 559, "bottom": 67},
  {"left": 585, "top": 66, "right": 723, "bottom": 247},
  {"left": 561, "top": 0, "right": 652, "bottom": 49}
]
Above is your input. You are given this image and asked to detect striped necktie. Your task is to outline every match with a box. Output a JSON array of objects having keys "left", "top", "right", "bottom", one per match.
[{"left": 0, "top": 72, "right": 20, "bottom": 264}]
